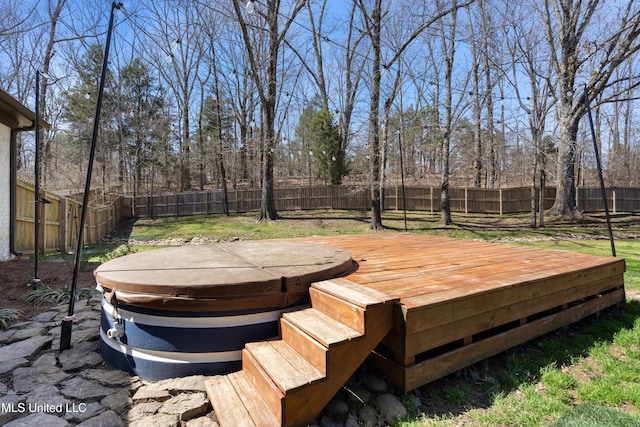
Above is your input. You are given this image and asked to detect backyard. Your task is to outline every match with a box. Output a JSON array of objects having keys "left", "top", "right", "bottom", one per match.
[{"left": 1, "top": 210, "right": 640, "bottom": 426}]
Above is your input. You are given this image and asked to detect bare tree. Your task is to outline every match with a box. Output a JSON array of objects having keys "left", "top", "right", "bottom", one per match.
[
  {"left": 437, "top": 0, "right": 459, "bottom": 225},
  {"left": 541, "top": 0, "right": 640, "bottom": 217},
  {"left": 504, "top": 1, "right": 556, "bottom": 227},
  {"left": 232, "top": 0, "right": 305, "bottom": 220},
  {"left": 144, "top": 0, "right": 207, "bottom": 191}
]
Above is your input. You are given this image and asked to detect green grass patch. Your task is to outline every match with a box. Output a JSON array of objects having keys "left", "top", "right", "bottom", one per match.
[
  {"left": 129, "top": 210, "right": 372, "bottom": 242},
  {"left": 550, "top": 403, "right": 640, "bottom": 427}
]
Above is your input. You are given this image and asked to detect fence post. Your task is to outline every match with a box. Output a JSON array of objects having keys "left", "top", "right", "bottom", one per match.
[
  {"left": 612, "top": 187, "right": 617, "bottom": 214},
  {"left": 59, "top": 198, "right": 67, "bottom": 253},
  {"left": 395, "top": 186, "right": 399, "bottom": 210},
  {"left": 499, "top": 189, "right": 503, "bottom": 215},
  {"left": 465, "top": 188, "right": 468, "bottom": 214},
  {"left": 430, "top": 187, "right": 434, "bottom": 213}
]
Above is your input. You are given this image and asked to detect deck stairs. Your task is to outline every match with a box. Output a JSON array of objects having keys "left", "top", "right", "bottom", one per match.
[{"left": 205, "top": 278, "right": 398, "bottom": 427}]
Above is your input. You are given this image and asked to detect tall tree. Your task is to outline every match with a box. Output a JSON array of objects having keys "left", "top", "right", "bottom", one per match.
[
  {"left": 541, "top": 0, "right": 640, "bottom": 217},
  {"left": 232, "top": 0, "right": 306, "bottom": 220},
  {"left": 505, "top": 1, "right": 556, "bottom": 227},
  {"left": 118, "top": 57, "right": 166, "bottom": 197},
  {"left": 146, "top": 0, "right": 207, "bottom": 191},
  {"left": 437, "top": 0, "right": 459, "bottom": 225}
]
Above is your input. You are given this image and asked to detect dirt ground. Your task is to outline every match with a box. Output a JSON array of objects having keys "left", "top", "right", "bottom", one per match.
[{"left": 0, "top": 257, "right": 98, "bottom": 320}]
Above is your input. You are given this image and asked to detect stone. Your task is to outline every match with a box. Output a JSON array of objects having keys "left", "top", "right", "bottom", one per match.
[
  {"left": 128, "top": 412, "right": 180, "bottom": 427},
  {"left": 12, "top": 365, "right": 70, "bottom": 393},
  {"left": 80, "top": 368, "right": 133, "bottom": 387},
  {"left": 0, "top": 357, "right": 29, "bottom": 375},
  {"left": 3, "top": 412, "right": 69, "bottom": 427},
  {"left": 375, "top": 393, "right": 407, "bottom": 421},
  {"left": 324, "top": 398, "right": 349, "bottom": 415},
  {"left": 361, "top": 373, "right": 388, "bottom": 393},
  {"left": 73, "top": 299, "right": 88, "bottom": 311},
  {"left": 31, "top": 311, "right": 59, "bottom": 323},
  {"left": 359, "top": 405, "right": 380, "bottom": 425},
  {"left": 32, "top": 352, "right": 57, "bottom": 368},
  {"left": 185, "top": 415, "right": 220, "bottom": 427},
  {"left": 344, "top": 413, "right": 360, "bottom": 427},
  {"left": 25, "top": 385, "right": 72, "bottom": 414},
  {"left": 7, "top": 326, "right": 46, "bottom": 344},
  {"left": 0, "top": 393, "right": 26, "bottom": 425},
  {"left": 146, "top": 375, "right": 207, "bottom": 392},
  {"left": 345, "top": 384, "right": 372, "bottom": 404},
  {"left": 132, "top": 386, "right": 171, "bottom": 402},
  {"left": 64, "top": 402, "right": 104, "bottom": 423},
  {"left": 159, "top": 392, "right": 209, "bottom": 421},
  {"left": 126, "top": 402, "right": 162, "bottom": 423},
  {"left": 76, "top": 318, "right": 101, "bottom": 330},
  {"left": 319, "top": 414, "right": 343, "bottom": 427},
  {"left": 59, "top": 376, "right": 119, "bottom": 400},
  {"left": 0, "top": 334, "right": 53, "bottom": 363},
  {"left": 0, "top": 329, "right": 15, "bottom": 344},
  {"left": 59, "top": 347, "right": 103, "bottom": 371},
  {"left": 75, "top": 410, "right": 124, "bottom": 427},
  {"left": 0, "top": 382, "right": 6, "bottom": 394},
  {"left": 50, "top": 327, "right": 98, "bottom": 352},
  {"left": 101, "top": 388, "right": 131, "bottom": 412}
]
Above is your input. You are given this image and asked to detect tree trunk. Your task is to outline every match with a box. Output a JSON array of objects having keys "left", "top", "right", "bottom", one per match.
[{"left": 550, "top": 118, "right": 580, "bottom": 217}]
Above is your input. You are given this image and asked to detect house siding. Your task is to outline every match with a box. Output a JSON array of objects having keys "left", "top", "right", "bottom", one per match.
[{"left": 0, "top": 123, "right": 10, "bottom": 261}]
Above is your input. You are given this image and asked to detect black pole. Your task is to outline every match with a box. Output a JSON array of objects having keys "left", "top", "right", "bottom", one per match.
[
  {"left": 397, "top": 130, "right": 407, "bottom": 231},
  {"left": 60, "top": 1, "right": 122, "bottom": 351},
  {"left": 583, "top": 84, "right": 616, "bottom": 257},
  {"left": 33, "top": 71, "right": 41, "bottom": 287}
]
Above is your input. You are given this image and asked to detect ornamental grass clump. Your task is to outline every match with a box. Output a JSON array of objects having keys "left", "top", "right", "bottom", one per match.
[
  {"left": 0, "top": 308, "right": 24, "bottom": 329},
  {"left": 25, "top": 285, "right": 93, "bottom": 306}
]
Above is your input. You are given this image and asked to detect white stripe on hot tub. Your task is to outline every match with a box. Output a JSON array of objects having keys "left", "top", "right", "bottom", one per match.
[
  {"left": 102, "top": 298, "right": 299, "bottom": 328},
  {"left": 100, "top": 328, "right": 242, "bottom": 363}
]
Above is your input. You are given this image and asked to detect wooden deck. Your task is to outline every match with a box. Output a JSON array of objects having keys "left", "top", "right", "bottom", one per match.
[
  {"left": 206, "top": 233, "right": 626, "bottom": 425},
  {"left": 292, "top": 233, "right": 626, "bottom": 392}
]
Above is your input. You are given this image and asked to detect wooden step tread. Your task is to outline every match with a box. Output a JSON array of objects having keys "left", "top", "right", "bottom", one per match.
[
  {"left": 313, "top": 278, "right": 398, "bottom": 307},
  {"left": 245, "top": 340, "right": 324, "bottom": 394},
  {"left": 205, "top": 372, "right": 278, "bottom": 427},
  {"left": 283, "top": 308, "right": 361, "bottom": 347}
]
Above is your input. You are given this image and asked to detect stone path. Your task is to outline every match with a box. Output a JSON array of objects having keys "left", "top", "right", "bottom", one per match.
[{"left": 0, "top": 292, "right": 412, "bottom": 426}]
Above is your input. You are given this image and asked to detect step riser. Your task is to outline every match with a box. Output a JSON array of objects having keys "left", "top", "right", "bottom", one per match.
[
  {"left": 242, "top": 348, "right": 284, "bottom": 424},
  {"left": 309, "top": 287, "right": 366, "bottom": 333},
  {"left": 280, "top": 318, "right": 328, "bottom": 375}
]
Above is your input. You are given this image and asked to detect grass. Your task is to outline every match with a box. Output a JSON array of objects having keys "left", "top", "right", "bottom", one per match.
[
  {"left": 0, "top": 308, "right": 24, "bottom": 329},
  {"left": 89, "top": 209, "right": 640, "bottom": 426}
]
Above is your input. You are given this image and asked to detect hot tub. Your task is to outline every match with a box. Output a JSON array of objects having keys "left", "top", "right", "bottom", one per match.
[{"left": 95, "top": 240, "right": 353, "bottom": 380}]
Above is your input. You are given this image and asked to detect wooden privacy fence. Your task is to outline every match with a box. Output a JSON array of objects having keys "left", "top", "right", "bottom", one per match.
[
  {"left": 132, "top": 185, "right": 640, "bottom": 218},
  {"left": 15, "top": 181, "right": 133, "bottom": 255}
]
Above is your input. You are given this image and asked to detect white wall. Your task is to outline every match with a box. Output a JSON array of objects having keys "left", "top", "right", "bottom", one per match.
[{"left": 0, "top": 123, "right": 11, "bottom": 261}]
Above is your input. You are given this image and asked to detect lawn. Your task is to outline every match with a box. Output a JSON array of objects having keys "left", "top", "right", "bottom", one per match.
[{"left": 94, "top": 209, "right": 640, "bottom": 426}]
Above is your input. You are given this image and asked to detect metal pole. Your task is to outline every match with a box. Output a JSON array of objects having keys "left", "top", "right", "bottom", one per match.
[
  {"left": 33, "top": 71, "right": 41, "bottom": 288},
  {"left": 60, "top": 1, "right": 123, "bottom": 351},
  {"left": 397, "top": 130, "right": 407, "bottom": 231},
  {"left": 583, "top": 84, "right": 616, "bottom": 257}
]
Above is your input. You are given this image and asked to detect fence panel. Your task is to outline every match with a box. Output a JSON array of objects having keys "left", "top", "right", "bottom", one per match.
[
  {"left": 276, "top": 187, "right": 303, "bottom": 211},
  {"left": 15, "top": 180, "right": 129, "bottom": 254},
  {"left": 615, "top": 187, "right": 640, "bottom": 213},
  {"left": 129, "top": 185, "right": 640, "bottom": 218},
  {"left": 577, "top": 187, "right": 613, "bottom": 212}
]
